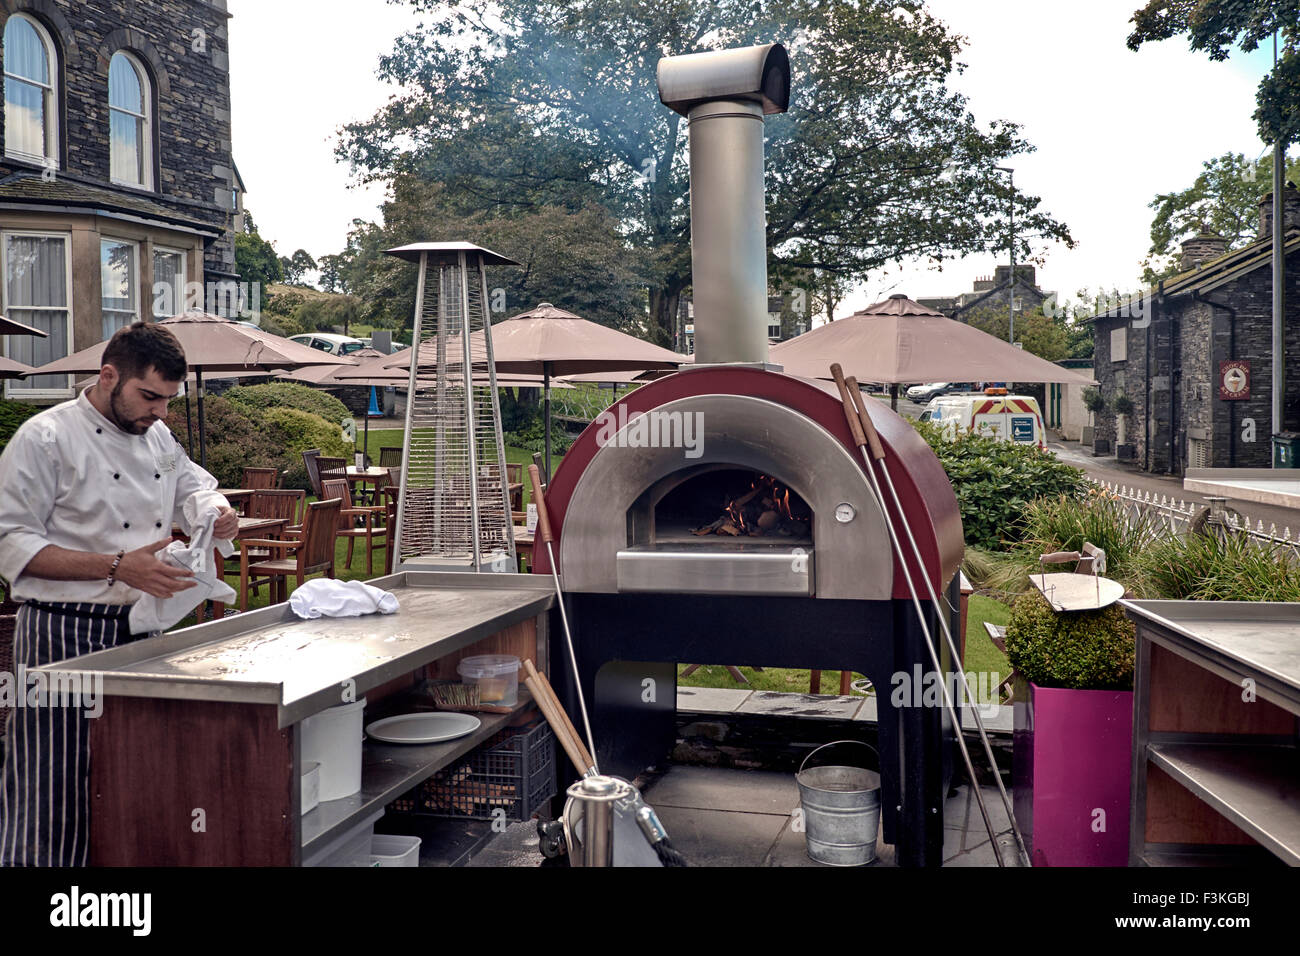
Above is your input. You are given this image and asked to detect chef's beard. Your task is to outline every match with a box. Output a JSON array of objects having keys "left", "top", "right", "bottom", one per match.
[{"left": 108, "top": 380, "right": 154, "bottom": 436}]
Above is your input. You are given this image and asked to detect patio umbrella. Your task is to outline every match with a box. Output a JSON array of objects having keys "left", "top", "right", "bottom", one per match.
[
  {"left": 0, "top": 314, "right": 49, "bottom": 337},
  {"left": 771, "top": 294, "right": 1096, "bottom": 409},
  {"left": 29, "top": 312, "right": 350, "bottom": 469},
  {"left": 381, "top": 302, "right": 685, "bottom": 477},
  {"left": 0, "top": 355, "right": 35, "bottom": 380}
]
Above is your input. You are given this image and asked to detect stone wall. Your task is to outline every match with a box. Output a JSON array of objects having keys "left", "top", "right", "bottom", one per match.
[{"left": 0, "top": 0, "right": 235, "bottom": 275}]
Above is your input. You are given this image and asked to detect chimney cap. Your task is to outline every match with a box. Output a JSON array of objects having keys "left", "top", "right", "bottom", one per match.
[{"left": 657, "top": 43, "right": 790, "bottom": 117}]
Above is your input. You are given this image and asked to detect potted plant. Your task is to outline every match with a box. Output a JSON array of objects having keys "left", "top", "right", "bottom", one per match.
[
  {"left": 1080, "top": 388, "right": 1104, "bottom": 447},
  {"left": 1006, "top": 588, "right": 1135, "bottom": 866},
  {"left": 1112, "top": 392, "right": 1135, "bottom": 460}
]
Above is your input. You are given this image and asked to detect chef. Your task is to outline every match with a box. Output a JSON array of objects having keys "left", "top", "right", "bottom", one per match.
[{"left": 0, "top": 321, "right": 238, "bottom": 866}]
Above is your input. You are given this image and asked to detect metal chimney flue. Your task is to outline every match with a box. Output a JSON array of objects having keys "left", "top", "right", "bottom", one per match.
[{"left": 658, "top": 44, "right": 790, "bottom": 367}]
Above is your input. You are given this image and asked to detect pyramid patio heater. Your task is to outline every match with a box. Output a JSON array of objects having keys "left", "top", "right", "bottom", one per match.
[{"left": 384, "top": 242, "right": 517, "bottom": 572}]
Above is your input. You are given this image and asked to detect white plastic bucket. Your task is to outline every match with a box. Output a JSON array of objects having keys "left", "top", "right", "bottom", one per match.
[
  {"left": 301, "top": 698, "right": 366, "bottom": 801},
  {"left": 301, "top": 761, "right": 320, "bottom": 816}
]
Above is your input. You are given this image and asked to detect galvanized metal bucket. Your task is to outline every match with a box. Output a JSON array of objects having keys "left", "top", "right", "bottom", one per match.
[{"left": 796, "top": 740, "right": 881, "bottom": 866}]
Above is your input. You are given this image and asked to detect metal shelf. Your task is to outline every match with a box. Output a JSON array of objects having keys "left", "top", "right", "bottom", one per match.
[
  {"left": 301, "top": 697, "right": 534, "bottom": 858},
  {"left": 1139, "top": 844, "right": 1284, "bottom": 867},
  {"left": 1147, "top": 743, "right": 1300, "bottom": 866}
]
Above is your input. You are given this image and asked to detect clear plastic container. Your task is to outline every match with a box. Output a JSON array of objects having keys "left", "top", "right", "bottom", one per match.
[
  {"left": 456, "top": 654, "right": 521, "bottom": 707},
  {"left": 370, "top": 834, "right": 421, "bottom": 867},
  {"left": 303, "top": 809, "right": 384, "bottom": 867}
]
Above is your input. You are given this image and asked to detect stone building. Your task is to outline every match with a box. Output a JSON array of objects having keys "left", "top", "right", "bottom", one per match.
[
  {"left": 0, "top": 0, "right": 240, "bottom": 402},
  {"left": 1089, "top": 182, "right": 1300, "bottom": 474},
  {"left": 918, "top": 264, "right": 1053, "bottom": 320}
]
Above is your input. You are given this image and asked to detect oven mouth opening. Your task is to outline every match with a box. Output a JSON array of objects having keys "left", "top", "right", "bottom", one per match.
[{"left": 650, "top": 468, "right": 813, "bottom": 546}]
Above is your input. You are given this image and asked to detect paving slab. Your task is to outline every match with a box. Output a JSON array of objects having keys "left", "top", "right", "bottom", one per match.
[
  {"left": 676, "top": 686, "right": 752, "bottom": 713},
  {"left": 961, "top": 703, "right": 1013, "bottom": 733},
  {"left": 944, "top": 781, "right": 1014, "bottom": 835},
  {"left": 765, "top": 813, "right": 896, "bottom": 867},
  {"left": 651, "top": 804, "right": 790, "bottom": 867},
  {"left": 850, "top": 694, "right": 880, "bottom": 722},
  {"left": 642, "top": 765, "right": 801, "bottom": 816},
  {"left": 737, "top": 690, "right": 865, "bottom": 719}
]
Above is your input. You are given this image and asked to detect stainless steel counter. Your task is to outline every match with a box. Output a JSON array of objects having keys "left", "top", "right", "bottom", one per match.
[{"left": 34, "top": 571, "right": 554, "bottom": 726}]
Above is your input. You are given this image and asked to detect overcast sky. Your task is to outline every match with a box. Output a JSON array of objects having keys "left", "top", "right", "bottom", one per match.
[{"left": 228, "top": 0, "right": 1288, "bottom": 318}]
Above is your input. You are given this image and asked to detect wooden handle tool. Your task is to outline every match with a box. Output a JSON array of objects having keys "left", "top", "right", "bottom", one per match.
[
  {"left": 527, "top": 465, "right": 553, "bottom": 544},
  {"left": 523, "top": 669, "right": 591, "bottom": 775},
  {"left": 524, "top": 658, "right": 594, "bottom": 772}
]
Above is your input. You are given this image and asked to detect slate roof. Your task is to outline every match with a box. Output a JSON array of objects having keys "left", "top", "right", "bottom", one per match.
[{"left": 0, "top": 172, "right": 222, "bottom": 236}]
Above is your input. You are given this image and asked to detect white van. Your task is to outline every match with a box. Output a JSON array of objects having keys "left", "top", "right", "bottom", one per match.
[{"left": 923, "top": 389, "right": 1046, "bottom": 450}]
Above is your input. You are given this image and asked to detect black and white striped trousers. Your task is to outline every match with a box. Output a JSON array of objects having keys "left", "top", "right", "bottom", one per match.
[{"left": 0, "top": 601, "right": 140, "bottom": 867}]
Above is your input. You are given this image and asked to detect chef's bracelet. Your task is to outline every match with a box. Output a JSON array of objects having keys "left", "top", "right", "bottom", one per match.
[{"left": 107, "top": 549, "right": 125, "bottom": 586}]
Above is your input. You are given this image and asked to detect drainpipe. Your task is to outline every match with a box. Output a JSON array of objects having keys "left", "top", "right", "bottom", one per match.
[
  {"left": 1167, "top": 291, "right": 1177, "bottom": 475},
  {"left": 1193, "top": 290, "right": 1239, "bottom": 467},
  {"left": 1144, "top": 301, "right": 1152, "bottom": 473}
]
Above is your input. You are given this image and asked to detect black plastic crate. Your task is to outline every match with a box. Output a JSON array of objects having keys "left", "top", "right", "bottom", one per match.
[{"left": 389, "top": 718, "right": 555, "bottom": 822}]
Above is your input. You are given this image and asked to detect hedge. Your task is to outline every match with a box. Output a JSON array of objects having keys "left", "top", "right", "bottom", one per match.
[
  {"left": 165, "top": 395, "right": 351, "bottom": 490},
  {"left": 224, "top": 382, "right": 350, "bottom": 428},
  {"left": 0, "top": 398, "right": 41, "bottom": 453},
  {"left": 261, "top": 407, "right": 353, "bottom": 490}
]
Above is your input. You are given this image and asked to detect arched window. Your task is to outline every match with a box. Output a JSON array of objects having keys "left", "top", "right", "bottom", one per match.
[
  {"left": 109, "top": 51, "right": 151, "bottom": 188},
  {"left": 3, "top": 13, "right": 59, "bottom": 166}
]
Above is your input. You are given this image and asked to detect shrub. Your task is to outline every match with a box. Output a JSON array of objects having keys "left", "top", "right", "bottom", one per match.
[
  {"left": 166, "top": 394, "right": 282, "bottom": 488},
  {"left": 225, "top": 382, "right": 350, "bottom": 426},
  {"left": 981, "top": 490, "right": 1159, "bottom": 596},
  {"left": 1004, "top": 589, "right": 1135, "bottom": 690},
  {"left": 504, "top": 412, "right": 574, "bottom": 455},
  {"left": 1112, "top": 393, "right": 1134, "bottom": 416},
  {"left": 1140, "top": 532, "right": 1300, "bottom": 602},
  {"left": 914, "top": 419, "right": 1088, "bottom": 549},
  {"left": 1081, "top": 387, "right": 1105, "bottom": 414},
  {"left": 0, "top": 398, "right": 41, "bottom": 453},
  {"left": 261, "top": 407, "right": 353, "bottom": 490}
]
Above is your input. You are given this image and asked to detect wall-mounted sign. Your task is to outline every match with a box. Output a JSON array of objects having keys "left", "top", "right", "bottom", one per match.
[{"left": 1219, "top": 360, "right": 1250, "bottom": 400}]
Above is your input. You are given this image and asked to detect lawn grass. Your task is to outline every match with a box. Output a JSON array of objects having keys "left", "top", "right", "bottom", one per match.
[{"left": 675, "top": 592, "right": 1014, "bottom": 699}]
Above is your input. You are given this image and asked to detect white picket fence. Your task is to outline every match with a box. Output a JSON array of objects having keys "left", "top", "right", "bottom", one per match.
[{"left": 1091, "top": 478, "right": 1300, "bottom": 558}]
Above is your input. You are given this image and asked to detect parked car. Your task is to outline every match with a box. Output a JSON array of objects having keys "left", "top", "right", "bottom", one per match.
[
  {"left": 288, "top": 332, "right": 367, "bottom": 356},
  {"left": 923, "top": 389, "right": 1047, "bottom": 449},
  {"left": 906, "top": 382, "right": 955, "bottom": 402}
]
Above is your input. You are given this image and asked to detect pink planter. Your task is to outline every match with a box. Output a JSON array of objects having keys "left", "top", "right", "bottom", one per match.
[{"left": 1013, "top": 681, "right": 1133, "bottom": 866}]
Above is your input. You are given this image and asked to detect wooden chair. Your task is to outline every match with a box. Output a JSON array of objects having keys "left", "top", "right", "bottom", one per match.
[
  {"left": 316, "top": 456, "right": 347, "bottom": 485},
  {"left": 322, "top": 477, "right": 387, "bottom": 577},
  {"left": 506, "top": 462, "right": 523, "bottom": 512},
  {"left": 378, "top": 446, "right": 403, "bottom": 469},
  {"left": 247, "top": 489, "right": 306, "bottom": 527},
  {"left": 242, "top": 467, "right": 281, "bottom": 490},
  {"left": 239, "top": 497, "right": 342, "bottom": 611},
  {"left": 227, "top": 489, "right": 307, "bottom": 586},
  {"left": 302, "top": 449, "right": 323, "bottom": 497}
]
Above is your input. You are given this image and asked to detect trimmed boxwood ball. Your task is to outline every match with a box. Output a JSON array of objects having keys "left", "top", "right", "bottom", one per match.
[{"left": 1005, "top": 590, "right": 1135, "bottom": 690}]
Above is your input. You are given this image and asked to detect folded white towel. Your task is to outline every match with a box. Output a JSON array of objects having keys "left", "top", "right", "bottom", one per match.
[
  {"left": 289, "top": 579, "right": 400, "bottom": 619},
  {"left": 128, "top": 490, "right": 235, "bottom": 633}
]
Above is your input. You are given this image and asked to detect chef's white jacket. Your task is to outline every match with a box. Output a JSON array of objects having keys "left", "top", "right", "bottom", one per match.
[{"left": 0, "top": 390, "right": 225, "bottom": 605}]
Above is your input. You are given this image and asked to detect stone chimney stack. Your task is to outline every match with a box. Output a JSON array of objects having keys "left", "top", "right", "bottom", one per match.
[
  {"left": 1258, "top": 180, "right": 1300, "bottom": 239},
  {"left": 1179, "top": 228, "right": 1228, "bottom": 271}
]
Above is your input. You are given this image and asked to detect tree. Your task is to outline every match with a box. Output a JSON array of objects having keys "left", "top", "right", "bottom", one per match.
[
  {"left": 1140, "top": 151, "right": 1300, "bottom": 284},
  {"left": 1128, "top": 0, "right": 1299, "bottom": 145},
  {"left": 279, "top": 249, "right": 319, "bottom": 285},
  {"left": 337, "top": 0, "right": 1072, "bottom": 346},
  {"left": 964, "top": 304, "right": 1069, "bottom": 363},
  {"left": 234, "top": 228, "right": 283, "bottom": 292},
  {"left": 334, "top": 178, "right": 652, "bottom": 334}
]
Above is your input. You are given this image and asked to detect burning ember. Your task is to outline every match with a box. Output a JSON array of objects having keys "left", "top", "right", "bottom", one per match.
[{"left": 691, "top": 474, "right": 811, "bottom": 538}]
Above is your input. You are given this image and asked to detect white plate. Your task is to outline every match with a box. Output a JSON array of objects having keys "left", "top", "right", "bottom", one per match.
[{"left": 365, "top": 712, "right": 482, "bottom": 744}]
